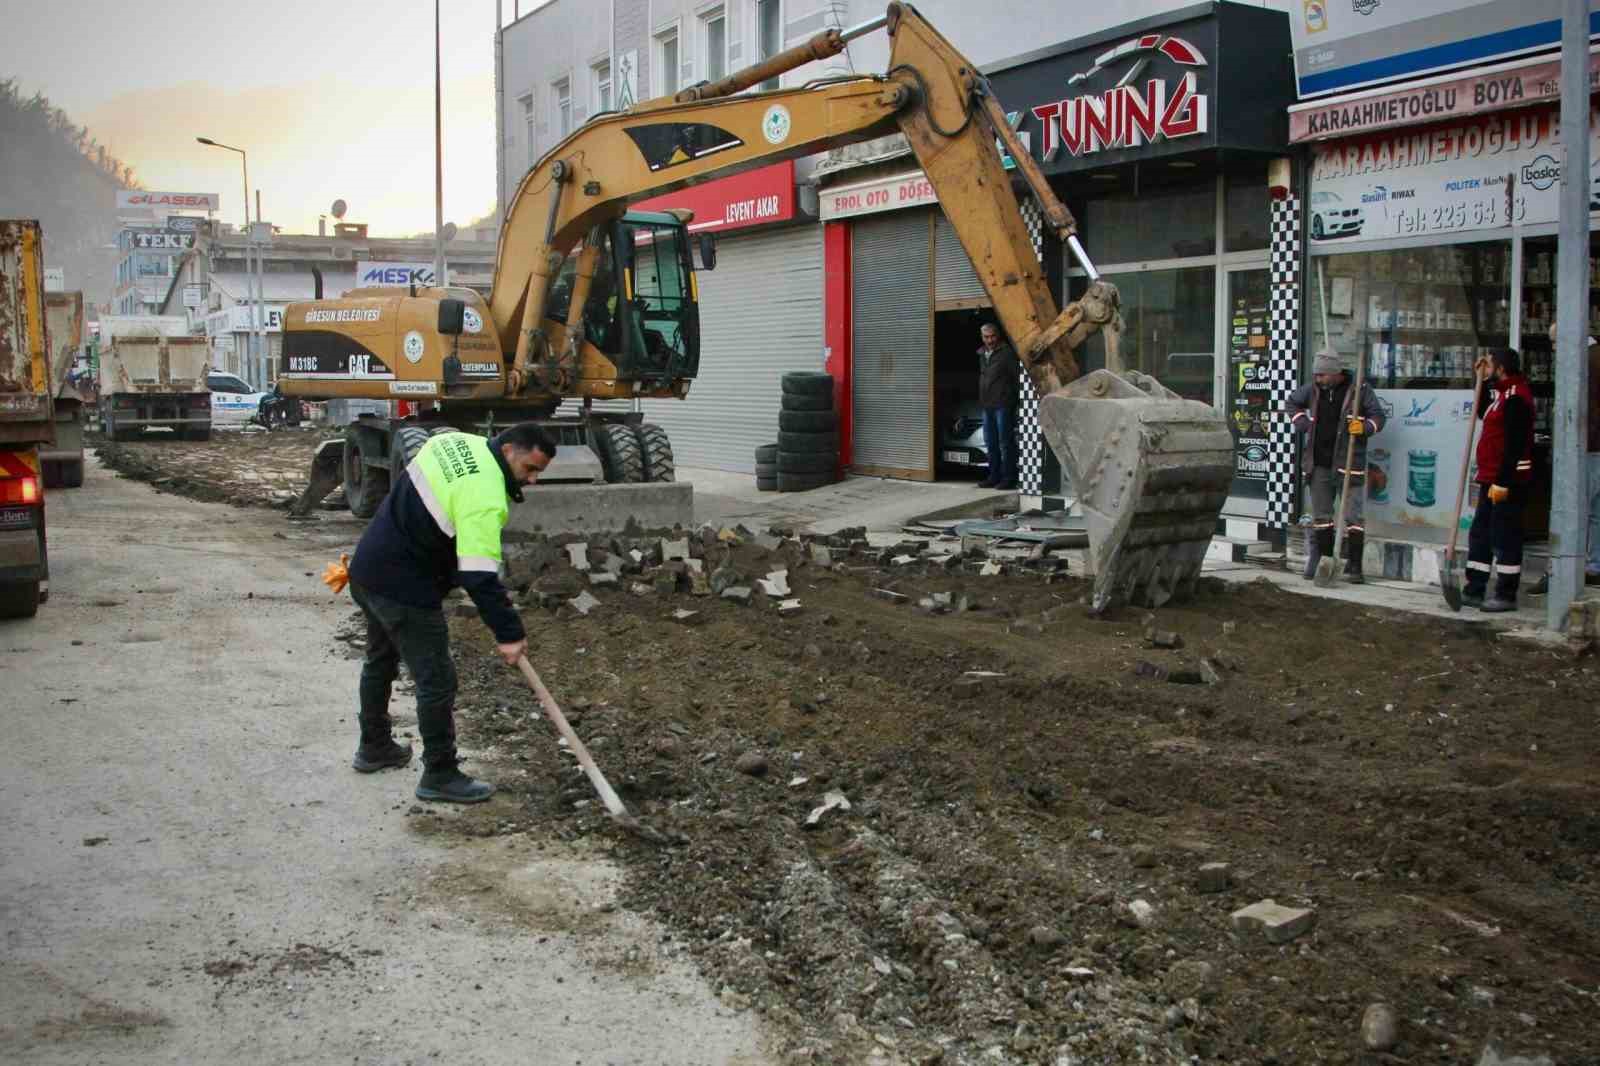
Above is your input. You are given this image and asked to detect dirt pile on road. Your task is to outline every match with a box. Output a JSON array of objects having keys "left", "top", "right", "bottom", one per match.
[
  {"left": 94, "top": 428, "right": 336, "bottom": 508},
  {"left": 396, "top": 528, "right": 1600, "bottom": 1065}
]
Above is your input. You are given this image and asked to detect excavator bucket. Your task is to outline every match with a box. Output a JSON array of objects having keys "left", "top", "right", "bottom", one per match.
[{"left": 1038, "top": 370, "right": 1235, "bottom": 614}]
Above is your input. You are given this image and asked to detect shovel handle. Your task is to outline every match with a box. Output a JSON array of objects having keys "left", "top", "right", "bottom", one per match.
[
  {"left": 515, "top": 655, "right": 629, "bottom": 819},
  {"left": 1446, "top": 380, "right": 1485, "bottom": 560},
  {"left": 1331, "top": 352, "right": 1367, "bottom": 560}
]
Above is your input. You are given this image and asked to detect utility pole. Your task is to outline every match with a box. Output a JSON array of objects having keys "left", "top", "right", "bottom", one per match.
[
  {"left": 1550, "top": 0, "right": 1591, "bottom": 630},
  {"left": 433, "top": 0, "right": 446, "bottom": 287}
]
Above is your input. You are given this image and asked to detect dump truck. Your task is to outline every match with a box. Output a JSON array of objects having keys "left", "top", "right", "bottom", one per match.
[
  {"left": 97, "top": 315, "right": 212, "bottom": 441},
  {"left": 42, "top": 290, "right": 87, "bottom": 487},
  {"left": 281, "top": 3, "right": 1234, "bottom": 611},
  {"left": 0, "top": 220, "right": 54, "bottom": 618}
]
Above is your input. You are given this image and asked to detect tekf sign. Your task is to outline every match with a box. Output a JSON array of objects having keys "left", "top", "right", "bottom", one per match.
[{"left": 131, "top": 231, "right": 196, "bottom": 250}]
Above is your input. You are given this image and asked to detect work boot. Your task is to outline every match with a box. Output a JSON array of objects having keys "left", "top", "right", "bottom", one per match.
[
  {"left": 1342, "top": 530, "right": 1365, "bottom": 584},
  {"left": 416, "top": 767, "right": 495, "bottom": 804},
  {"left": 1301, "top": 529, "right": 1321, "bottom": 580},
  {"left": 351, "top": 738, "right": 412, "bottom": 773},
  {"left": 1480, "top": 574, "right": 1520, "bottom": 613},
  {"left": 1308, "top": 527, "right": 1335, "bottom": 579}
]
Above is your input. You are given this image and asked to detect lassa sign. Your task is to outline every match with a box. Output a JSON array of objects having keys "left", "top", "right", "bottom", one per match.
[
  {"left": 116, "top": 190, "right": 220, "bottom": 212},
  {"left": 1031, "top": 34, "right": 1208, "bottom": 159}
]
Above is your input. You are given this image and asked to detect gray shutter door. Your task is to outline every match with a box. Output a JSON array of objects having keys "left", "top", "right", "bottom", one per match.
[
  {"left": 933, "top": 213, "right": 986, "bottom": 303},
  {"left": 852, "top": 210, "right": 931, "bottom": 476},
  {"left": 639, "top": 225, "right": 822, "bottom": 473}
]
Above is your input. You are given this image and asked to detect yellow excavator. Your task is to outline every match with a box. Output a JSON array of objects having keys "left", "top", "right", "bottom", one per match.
[{"left": 282, "top": 2, "right": 1234, "bottom": 611}]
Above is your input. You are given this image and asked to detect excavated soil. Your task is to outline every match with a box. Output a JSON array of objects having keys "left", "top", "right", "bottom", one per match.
[
  {"left": 429, "top": 534, "right": 1599, "bottom": 1066},
  {"left": 93, "top": 428, "right": 335, "bottom": 508}
]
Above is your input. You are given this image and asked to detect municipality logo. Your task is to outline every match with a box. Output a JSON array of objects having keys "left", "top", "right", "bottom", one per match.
[
  {"left": 1522, "top": 154, "right": 1561, "bottom": 191},
  {"left": 1352, "top": 0, "right": 1380, "bottom": 14}
]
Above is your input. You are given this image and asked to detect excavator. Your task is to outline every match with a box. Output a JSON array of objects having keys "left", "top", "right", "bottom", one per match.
[{"left": 280, "top": 2, "right": 1234, "bottom": 611}]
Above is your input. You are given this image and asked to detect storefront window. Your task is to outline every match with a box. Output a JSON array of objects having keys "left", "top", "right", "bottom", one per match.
[
  {"left": 1085, "top": 266, "right": 1217, "bottom": 402},
  {"left": 1224, "top": 163, "right": 1269, "bottom": 252},
  {"left": 1516, "top": 235, "right": 1597, "bottom": 443},
  {"left": 1084, "top": 179, "right": 1215, "bottom": 263},
  {"left": 1311, "top": 241, "right": 1511, "bottom": 390}
]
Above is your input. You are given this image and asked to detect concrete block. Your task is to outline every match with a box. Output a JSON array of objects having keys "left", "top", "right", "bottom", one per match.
[
  {"left": 672, "top": 608, "right": 702, "bottom": 625},
  {"left": 588, "top": 571, "right": 619, "bottom": 587},
  {"left": 778, "top": 599, "right": 803, "bottom": 616},
  {"left": 565, "top": 543, "right": 590, "bottom": 571},
  {"left": 1570, "top": 596, "right": 1600, "bottom": 640},
  {"left": 811, "top": 544, "right": 834, "bottom": 567},
  {"left": 506, "top": 482, "right": 692, "bottom": 536},
  {"left": 661, "top": 537, "right": 689, "bottom": 562},
  {"left": 721, "top": 585, "right": 752, "bottom": 603},
  {"left": 1195, "top": 862, "right": 1232, "bottom": 893},
  {"left": 1230, "top": 899, "right": 1315, "bottom": 943},
  {"left": 569, "top": 591, "right": 601, "bottom": 616}
]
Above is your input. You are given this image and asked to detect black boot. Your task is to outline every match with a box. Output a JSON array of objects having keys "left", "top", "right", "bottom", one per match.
[
  {"left": 416, "top": 764, "right": 495, "bottom": 804},
  {"left": 1301, "top": 526, "right": 1322, "bottom": 580},
  {"left": 1481, "top": 572, "right": 1520, "bottom": 613},
  {"left": 352, "top": 738, "right": 412, "bottom": 773},
  {"left": 1342, "top": 530, "right": 1365, "bottom": 584},
  {"left": 1307, "top": 527, "right": 1335, "bottom": 580}
]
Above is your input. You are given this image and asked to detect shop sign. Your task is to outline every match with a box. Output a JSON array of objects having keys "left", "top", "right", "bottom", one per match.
[
  {"left": 1290, "top": 49, "right": 1600, "bottom": 142},
  {"left": 43, "top": 267, "right": 64, "bottom": 292},
  {"left": 1029, "top": 34, "right": 1210, "bottom": 161},
  {"left": 1364, "top": 388, "right": 1478, "bottom": 531},
  {"left": 182, "top": 283, "right": 206, "bottom": 309},
  {"left": 131, "top": 230, "right": 195, "bottom": 251},
  {"left": 1226, "top": 289, "right": 1273, "bottom": 492},
  {"left": 819, "top": 171, "right": 937, "bottom": 221},
  {"left": 632, "top": 161, "right": 797, "bottom": 233},
  {"left": 206, "top": 306, "right": 285, "bottom": 334},
  {"left": 357, "top": 262, "right": 444, "bottom": 287},
  {"left": 116, "top": 190, "right": 219, "bottom": 213},
  {"left": 1290, "top": 0, "right": 1597, "bottom": 100},
  {"left": 1308, "top": 104, "right": 1600, "bottom": 244}
]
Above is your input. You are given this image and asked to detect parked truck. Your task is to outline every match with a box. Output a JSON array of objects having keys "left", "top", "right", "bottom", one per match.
[
  {"left": 42, "top": 290, "right": 87, "bottom": 487},
  {"left": 97, "top": 315, "right": 211, "bottom": 441},
  {"left": 0, "top": 220, "right": 55, "bottom": 618}
]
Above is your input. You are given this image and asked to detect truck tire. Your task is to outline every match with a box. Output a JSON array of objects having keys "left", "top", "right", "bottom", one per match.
[
  {"left": 779, "top": 410, "right": 836, "bottom": 433},
  {"left": 635, "top": 423, "right": 675, "bottom": 482},
  {"left": 755, "top": 461, "right": 777, "bottom": 479},
  {"left": 61, "top": 460, "right": 84, "bottom": 489},
  {"left": 756, "top": 476, "right": 777, "bottom": 492},
  {"left": 343, "top": 427, "right": 390, "bottom": 518},
  {"left": 754, "top": 443, "right": 778, "bottom": 465},
  {"left": 781, "top": 372, "right": 834, "bottom": 397},
  {"left": 591, "top": 422, "right": 643, "bottom": 483},
  {"left": 778, "top": 430, "right": 837, "bottom": 454},
  {"left": 41, "top": 460, "right": 61, "bottom": 489},
  {"left": 777, "top": 451, "right": 836, "bottom": 474},
  {"left": 0, "top": 579, "right": 40, "bottom": 619},
  {"left": 777, "top": 471, "right": 832, "bottom": 493},
  {"left": 780, "top": 392, "right": 832, "bottom": 413}
]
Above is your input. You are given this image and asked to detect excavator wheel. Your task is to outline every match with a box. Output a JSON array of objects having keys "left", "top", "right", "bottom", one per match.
[
  {"left": 591, "top": 423, "right": 644, "bottom": 483},
  {"left": 343, "top": 425, "right": 391, "bottom": 519},
  {"left": 391, "top": 426, "right": 432, "bottom": 484},
  {"left": 635, "top": 423, "right": 675, "bottom": 482}
]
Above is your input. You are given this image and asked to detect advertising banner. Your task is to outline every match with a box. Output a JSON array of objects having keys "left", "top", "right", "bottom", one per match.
[
  {"left": 1364, "top": 387, "right": 1478, "bottom": 533},
  {"left": 819, "top": 170, "right": 938, "bottom": 221},
  {"left": 1308, "top": 104, "right": 1600, "bottom": 245},
  {"left": 131, "top": 230, "right": 196, "bottom": 251},
  {"left": 633, "top": 161, "right": 797, "bottom": 233},
  {"left": 116, "top": 190, "right": 219, "bottom": 213},
  {"left": 1225, "top": 272, "right": 1273, "bottom": 499},
  {"left": 356, "top": 262, "right": 444, "bottom": 287}
]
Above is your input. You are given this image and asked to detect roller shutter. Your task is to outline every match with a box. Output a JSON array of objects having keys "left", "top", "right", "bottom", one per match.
[
  {"left": 639, "top": 225, "right": 823, "bottom": 473},
  {"left": 933, "top": 213, "right": 986, "bottom": 304},
  {"left": 851, "top": 209, "right": 931, "bottom": 478}
]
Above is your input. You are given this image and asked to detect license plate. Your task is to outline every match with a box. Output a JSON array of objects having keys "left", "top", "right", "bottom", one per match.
[
  {"left": 942, "top": 450, "right": 967, "bottom": 464},
  {"left": 0, "top": 507, "right": 33, "bottom": 530}
]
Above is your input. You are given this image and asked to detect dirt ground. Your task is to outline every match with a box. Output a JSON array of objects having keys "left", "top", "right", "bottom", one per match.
[
  {"left": 94, "top": 427, "right": 335, "bottom": 508},
  {"left": 98, "top": 432, "right": 1600, "bottom": 1065}
]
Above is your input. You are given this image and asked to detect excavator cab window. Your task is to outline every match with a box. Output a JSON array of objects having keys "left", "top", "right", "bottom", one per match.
[
  {"left": 620, "top": 221, "right": 697, "bottom": 377},
  {"left": 546, "top": 239, "right": 623, "bottom": 355}
]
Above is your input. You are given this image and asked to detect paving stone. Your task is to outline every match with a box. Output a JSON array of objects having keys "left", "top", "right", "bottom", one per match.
[
  {"left": 671, "top": 608, "right": 701, "bottom": 625},
  {"left": 778, "top": 599, "right": 803, "bottom": 616},
  {"left": 689, "top": 571, "right": 712, "bottom": 596},
  {"left": 629, "top": 582, "right": 654, "bottom": 597},
  {"left": 568, "top": 591, "right": 601, "bottom": 616},
  {"left": 653, "top": 573, "right": 679, "bottom": 596},
  {"left": 721, "top": 585, "right": 753, "bottom": 603},
  {"left": 1230, "top": 899, "right": 1315, "bottom": 943},
  {"left": 762, "top": 569, "right": 791, "bottom": 596},
  {"left": 979, "top": 561, "right": 1002, "bottom": 577},
  {"left": 710, "top": 566, "right": 742, "bottom": 595},
  {"left": 810, "top": 544, "right": 834, "bottom": 566},
  {"left": 1195, "top": 862, "right": 1232, "bottom": 894},
  {"left": 588, "top": 571, "right": 619, "bottom": 587},
  {"left": 660, "top": 537, "right": 690, "bottom": 562},
  {"left": 1361, "top": 1003, "right": 1399, "bottom": 1051},
  {"left": 603, "top": 553, "right": 625, "bottom": 576},
  {"left": 565, "top": 543, "right": 591, "bottom": 571}
]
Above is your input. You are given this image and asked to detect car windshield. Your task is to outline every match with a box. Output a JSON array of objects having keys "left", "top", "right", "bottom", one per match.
[{"left": 209, "top": 375, "right": 251, "bottom": 392}]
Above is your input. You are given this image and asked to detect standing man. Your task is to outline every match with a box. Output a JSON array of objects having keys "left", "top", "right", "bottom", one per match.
[
  {"left": 977, "top": 323, "right": 1020, "bottom": 490},
  {"left": 1548, "top": 324, "right": 1600, "bottom": 585},
  {"left": 345, "top": 424, "right": 556, "bottom": 802},
  {"left": 1288, "top": 349, "right": 1385, "bottom": 582},
  {"left": 1466, "top": 348, "right": 1536, "bottom": 612}
]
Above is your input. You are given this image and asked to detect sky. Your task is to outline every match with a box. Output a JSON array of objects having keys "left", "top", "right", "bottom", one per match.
[{"left": 1, "top": 0, "right": 551, "bottom": 237}]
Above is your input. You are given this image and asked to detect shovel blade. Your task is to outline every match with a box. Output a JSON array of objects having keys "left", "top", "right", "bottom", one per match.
[
  {"left": 1440, "top": 555, "right": 1463, "bottom": 611},
  {"left": 1312, "top": 555, "right": 1340, "bottom": 588}
]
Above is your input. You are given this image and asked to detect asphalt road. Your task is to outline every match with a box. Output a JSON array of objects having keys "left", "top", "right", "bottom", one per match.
[{"left": 0, "top": 457, "right": 772, "bottom": 1065}]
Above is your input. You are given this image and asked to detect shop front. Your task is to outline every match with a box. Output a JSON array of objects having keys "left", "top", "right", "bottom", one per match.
[
  {"left": 634, "top": 161, "right": 821, "bottom": 473},
  {"left": 1292, "top": 53, "right": 1600, "bottom": 566}
]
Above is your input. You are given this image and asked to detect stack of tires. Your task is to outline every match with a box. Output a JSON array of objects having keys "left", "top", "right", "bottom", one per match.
[{"left": 756, "top": 372, "right": 837, "bottom": 493}]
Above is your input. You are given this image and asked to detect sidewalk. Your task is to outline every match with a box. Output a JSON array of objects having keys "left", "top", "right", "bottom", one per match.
[{"left": 682, "top": 467, "right": 1012, "bottom": 534}]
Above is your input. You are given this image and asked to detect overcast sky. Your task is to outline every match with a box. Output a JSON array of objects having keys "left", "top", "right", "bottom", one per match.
[{"left": 0, "top": 0, "right": 545, "bottom": 236}]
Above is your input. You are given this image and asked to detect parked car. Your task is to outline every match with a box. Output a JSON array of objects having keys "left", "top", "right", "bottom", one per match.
[
  {"left": 1309, "top": 191, "right": 1363, "bottom": 240},
  {"left": 206, "top": 373, "right": 270, "bottom": 427},
  {"left": 939, "top": 400, "right": 989, "bottom": 472}
]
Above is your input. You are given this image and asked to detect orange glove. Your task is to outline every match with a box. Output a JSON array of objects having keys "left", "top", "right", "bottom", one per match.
[
  {"left": 1487, "top": 484, "right": 1510, "bottom": 505},
  {"left": 1347, "top": 417, "right": 1367, "bottom": 436},
  {"left": 322, "top": 552, "right": 351, "bottom": 594}
]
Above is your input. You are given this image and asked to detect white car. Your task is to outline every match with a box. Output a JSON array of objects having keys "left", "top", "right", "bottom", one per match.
[
  {"left": 1310, "top": 191, "right": 1364, "bottom": 240},
  {"left": 206, "top": 372, "right": 269, "bottom": 426}
]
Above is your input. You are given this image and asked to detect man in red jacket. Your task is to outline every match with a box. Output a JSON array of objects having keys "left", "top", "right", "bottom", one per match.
[{"left": 1466, "top": 347, "right": 1536, "bottom": 612}]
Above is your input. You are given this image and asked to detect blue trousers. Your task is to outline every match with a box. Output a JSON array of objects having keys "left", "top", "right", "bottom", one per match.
[{"left": 981, "top": 405, "right": 1017, "bottom": 485}]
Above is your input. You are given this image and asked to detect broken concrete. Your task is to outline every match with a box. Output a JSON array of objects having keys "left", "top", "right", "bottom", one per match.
[{"left": 1231, "top": 899, "right": 1316, "bottom": 944}]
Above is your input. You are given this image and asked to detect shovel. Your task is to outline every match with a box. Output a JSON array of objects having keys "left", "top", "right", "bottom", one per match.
[
  {"left": 513, "top": 656, "right": 674, "bottom": 846},
  {"left": 1314, "top": 352, "right": 1368, "bottom": 588},
  {"left": 1441, "top": 379, "right": 1485, "bottom": 611}
]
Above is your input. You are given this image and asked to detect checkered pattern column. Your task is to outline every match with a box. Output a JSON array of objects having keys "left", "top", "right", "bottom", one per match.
[
  {"left": 1016, "top": 198, "right": 1048, "bottom": 496},
  {"left": 1264, "top": 196, "right": 1303, "bottom": 530}
]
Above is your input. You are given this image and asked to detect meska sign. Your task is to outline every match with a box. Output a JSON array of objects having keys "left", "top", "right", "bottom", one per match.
[{"left": 1030, "top": 34, "right": 1209, "bottom": 160}]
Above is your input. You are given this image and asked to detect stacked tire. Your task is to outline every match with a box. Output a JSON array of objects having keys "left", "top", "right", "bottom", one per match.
[{"left": 767, "top": 371, "right": 838, "bottom": 493}]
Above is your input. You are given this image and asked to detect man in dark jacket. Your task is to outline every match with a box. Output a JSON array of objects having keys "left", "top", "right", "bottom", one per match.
[
  {"left": 1287, "top": 349, "right": 1386, "bottom": 582},
  {"left": 346, "top": 423, "right": 556, "bottom": 802},
  {"left": 977, "top": 323, "right": 1020, "bottom": 489},
  {"left": 1466, "top": 348, "right": 1536, "bottom": 612}
]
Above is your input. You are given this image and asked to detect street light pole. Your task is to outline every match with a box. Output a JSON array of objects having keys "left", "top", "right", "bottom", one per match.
[
  {"left": 434, "top": 0, "right": 446, "bottom": 287},
  {"left": 196, "top": 137, "right": 249, "bottom": 229},
  {"left": 197, "top": 136, "right": 257, "bottom": 384}
]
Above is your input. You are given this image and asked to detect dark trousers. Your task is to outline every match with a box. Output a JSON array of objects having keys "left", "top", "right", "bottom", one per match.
[
  {"left": 982, "top": 405, "right": 1018, "bottom": 485},
  {"left": 1466, "top": 482, "right": 1527, "bottom": 595},
  {"left": 350, "top": 581, "right": 458, "bottom": 772}
]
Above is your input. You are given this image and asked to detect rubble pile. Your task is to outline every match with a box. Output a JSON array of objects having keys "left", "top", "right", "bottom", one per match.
[{"left": 95, "top": 428, "right": 334, "bottom": 509}]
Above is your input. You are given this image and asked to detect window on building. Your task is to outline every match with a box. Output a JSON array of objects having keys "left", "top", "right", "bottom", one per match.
[
  {"left": 593, "top": 60, "right": 612, "bottom": 113},
  {"left": 756, "top": 0, "right": 781, "bottom": 90},
  {"left": 553, "top": 78, "right": 572, "bottom": 138},
  {"left": 704, "top": 9, "right": 727, "bottom": 83},
  {"left": 1224, "top": 161, "right": 1270, "bottom": 252},
  {"left": 657, "top": 29, "right": 680, "bottom": 96},
  {"left": 1083, "top": 176, "right": 1216, "bottom": 264},
  {"left": 519, "top": 92, "right": 535, "bottom": 163}
]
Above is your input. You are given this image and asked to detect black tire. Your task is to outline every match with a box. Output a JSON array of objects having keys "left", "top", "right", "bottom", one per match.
[
  {"left": 778, "top": 430, "right": 837, "bottom": 454},
  {"left": 780, "top": 392, "right": 832, "bottom": 413},
  {"left": 754, "top": 443, "right": 779, "bottom": 464},
  {"left": 591, "top": 422, "right": 643, "bottom": 483},
  {"left": 61, "top": 460, "right": 84, "bottom": 489},
  {"left": 781, "top": 372, "right": 834, "bottom": 397},
  {"left": 779, "top": 410, "right": 837, "bottom": 433},
  {"left": 777, "top": 471, "right": 832, "bottom": 493},
  {"left": 41, "top": 460, "right": 62, "bottom": 489},
  {"left": 756, "top": 476, "right": 777, "bottom": 492},
  {"left": 778, "top": 451, "right": 836, "bottom": 474},
  {"left": 635, "top": 423, "right": 675, "bottom": 482},
  {"left": 0, "top": 579, "right": 40, "bottom": 619},
  {"left": 755, "top": 461, "right": 777, "bottom": 478},
  {"left": 391, "top": 425, "right": 432, "bottom": 484},
  {"left": 343, "top": 427, "right": 390, "bottom": 519}
]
